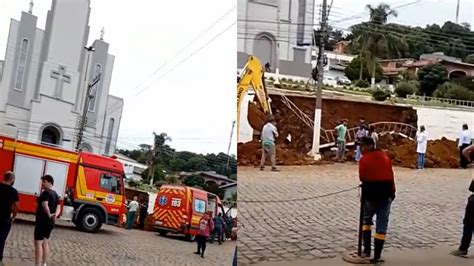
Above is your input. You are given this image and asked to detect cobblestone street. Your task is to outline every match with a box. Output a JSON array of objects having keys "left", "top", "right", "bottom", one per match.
[
  {"left": 237, "top": 164, "right": 473, "bottom": 265},
  {"left": 2, "top": 216, "right": 235, "bottom": 266}
]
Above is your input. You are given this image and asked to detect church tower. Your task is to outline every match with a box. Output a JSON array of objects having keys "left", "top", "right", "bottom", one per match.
[{"left": 0, "top": 0, "right": 123, "bottom": 156}]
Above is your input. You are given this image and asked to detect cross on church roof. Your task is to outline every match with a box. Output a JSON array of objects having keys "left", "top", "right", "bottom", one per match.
[
  {"left": 29, "top": 0, "right": 34, "bottom": 14},
  {"left": 100, "top": 27, "right": 105, "bottom": 41},
  {"left": 50, "top": 65, "right": 71, "bottom": 99}
]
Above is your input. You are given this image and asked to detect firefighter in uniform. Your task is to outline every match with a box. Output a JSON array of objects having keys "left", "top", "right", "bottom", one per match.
[{"left": 358, "top": 137, "right": 396, "bottom": 263}]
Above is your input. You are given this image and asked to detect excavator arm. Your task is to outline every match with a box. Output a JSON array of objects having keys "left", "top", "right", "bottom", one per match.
[{"left": 237, "top": 56, "right": 272, "bottom": 142}]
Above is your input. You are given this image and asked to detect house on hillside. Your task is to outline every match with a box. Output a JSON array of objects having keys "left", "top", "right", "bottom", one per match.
[
  {"left": 334, "top": 41, "right": 350, "bottom": 54},
  {"left": 220, "top": 183, "right": 237, "bottom": 201},
  {"left": 115, "top": 153, "right": 146, "bottom": 181},
  {"left": 179, "top": 171, "right": 236, "bottom": 187}
]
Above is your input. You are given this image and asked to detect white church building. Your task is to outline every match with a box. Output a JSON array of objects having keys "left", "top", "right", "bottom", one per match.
[
  {"left": 0, "top": 0, "right": 123, "bottom": 156},
  {"left": 237, "top": 0, "right": 315, "bottom": 77}
]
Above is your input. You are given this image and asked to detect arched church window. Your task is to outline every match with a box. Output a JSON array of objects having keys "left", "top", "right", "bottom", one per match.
[
  {"left": 104, "top": 118, "right": 115, "bottom": 155},
  {"left": 14, "top": 39, "right": 29, "bottom": 91},
  {"left": 82, "top": 143, "right": 93, "bottom": 153},
  {"left": 41, "top": 125, "right": 61, "bottom": 146},
  {"left": 88, "top": 64, "right": 101, "bottom": 112}
]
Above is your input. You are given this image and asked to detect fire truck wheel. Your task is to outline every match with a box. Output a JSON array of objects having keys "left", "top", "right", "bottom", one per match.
[
  {"left": 78, "top": 208, "right": 103, "bottom": 233},
  {"left": 158, "top": 230, "right": 168, "bottom": 236}
]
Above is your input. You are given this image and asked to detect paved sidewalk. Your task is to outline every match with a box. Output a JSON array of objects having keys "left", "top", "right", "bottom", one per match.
[{"left": 245, "top": 245, "right": 473, "bottom": 266}]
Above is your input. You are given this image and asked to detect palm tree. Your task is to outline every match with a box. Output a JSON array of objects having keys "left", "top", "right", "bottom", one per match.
[
  {"left": 366, "top": 3, "right": 398, "bottom": 25},
  {"left": 357, "top": 3, "right": 399, "bottom": 87},
  {"left": 147, "top": 132, "right": 175, "bottom": 185}
]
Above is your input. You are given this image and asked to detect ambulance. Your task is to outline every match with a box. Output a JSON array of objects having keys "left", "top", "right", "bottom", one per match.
[
  {"left": 153, "top": 184, "right": 226, "bottom": 241},
  {"left": 0, "top": 135, "right": 126, "bottom": 233}
]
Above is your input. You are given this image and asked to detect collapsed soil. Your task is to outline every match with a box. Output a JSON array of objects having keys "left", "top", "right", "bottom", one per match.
[{"left": 239, "top": 93, "right": 461, "bottom": 169}]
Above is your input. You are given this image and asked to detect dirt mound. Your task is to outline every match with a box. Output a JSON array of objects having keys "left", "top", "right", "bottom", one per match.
[
  {"left": 380, "top": 134, "right": 459, "bottom": 169},
  {"left": 237, "top": 141, "right": 328, "bottom": 166}
]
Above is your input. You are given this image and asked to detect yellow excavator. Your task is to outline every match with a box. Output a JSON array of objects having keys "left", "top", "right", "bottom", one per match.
[{"left": 237, "top": 56, "right": 272, "bottom": 142}]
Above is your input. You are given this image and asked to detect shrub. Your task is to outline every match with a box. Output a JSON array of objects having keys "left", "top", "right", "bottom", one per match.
[
  {"left": 372, "top": 89, "right": 390, "bottom": 101},
  {"left": 274, "top": 83, "right": 282, "bottom": 89},
  {"left": 281, "top": 77, "right": 287, "bottom": 82},
  {"left": 354, "top": 79, "right": 370, "bottom": 88},
  {"left": 299, "top": 80, "right": 305, "bottom": 85},
  {"left": 268, "top": 76, "right": 275, "bottom": 81},
  {"left": 395, "top": 81, "right": 418, "bottom": 98},
  {"left": 434, "top": 82, "right": 474, "bottom": 101},
  {"left": 445, "top": 84, "right": 474, "bottom": 101}
]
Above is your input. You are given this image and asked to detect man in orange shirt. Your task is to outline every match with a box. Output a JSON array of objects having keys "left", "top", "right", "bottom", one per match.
[{"left": 358, "top": 137, "right": 396, "bottom": 263}]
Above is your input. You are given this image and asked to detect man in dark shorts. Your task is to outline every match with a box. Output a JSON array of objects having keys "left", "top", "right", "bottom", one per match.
[
  {"left": 0, "top": 171, "right": 19, "bottom": 264},
  {"left": 34, "top": 175, "right": 60, "bottom": 266}
]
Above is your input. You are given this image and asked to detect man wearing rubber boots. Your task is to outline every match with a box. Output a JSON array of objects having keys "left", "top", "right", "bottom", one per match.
[{"left": 358, "top": 137, "right": 396, "bottom": 263}]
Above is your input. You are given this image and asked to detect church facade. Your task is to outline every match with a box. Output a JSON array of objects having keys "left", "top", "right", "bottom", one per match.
[
  {"left": 0, "top": 0, "right": 123, "bottom": 156},
  {"left": 237, "top": 0, "right": 315, "bottom": 77}
]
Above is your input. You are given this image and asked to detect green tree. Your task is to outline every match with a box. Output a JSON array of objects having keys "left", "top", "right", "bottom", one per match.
[
  {"left": 465, "top": 54, "right": 474, "bottom": 64},
  {"left": 417, "top": 63, "right": 449, "bottom": 96},
  {"left": 183, "top": 175, "right": 205, "bottom": 189},
  {"left": 351, "top": 3, "right": 401, "bottom": 88},
  {"left": 434, "top": 82, "right": 474, "bottom": 101},
  {"left": 344, "top": 56, "right": 383, "bottom": 82},
  {"left": 395, "top": 81, "right": 418, "bottom": 98}
]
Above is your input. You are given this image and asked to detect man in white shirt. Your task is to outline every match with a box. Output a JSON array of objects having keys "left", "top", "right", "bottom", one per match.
[
  {"left": 459, "top": 124, "right": 472, "bottom": 169},
  {"left": 416, "top": 126, "right": 428, "bottom": 169},
  {"left": 260, "top": 115, "right": 279, "bottom": 171},
  {"left": 125, "top": 196, "right": 139, "bottom": 229}
]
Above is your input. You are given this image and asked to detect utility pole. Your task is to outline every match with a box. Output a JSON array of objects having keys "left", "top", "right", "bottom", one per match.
[
  {"left": 311, "top": 0, "right": 328, "bottom": 160},
  {"left": 76, "top": 45, "right": 98, "bottom": 151},
  {"left": 274, "top": 0, "right": 281, "bottom": 84},
  {"left": 226, "top": 120, "right": 236, "bottom": 167},
  {"left": 455, "top": 0, "right": 460, "bottom": 24}
]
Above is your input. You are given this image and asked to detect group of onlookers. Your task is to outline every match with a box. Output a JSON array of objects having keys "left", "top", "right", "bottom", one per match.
[{"left": 0, "top": 172, "right": 60, "bottom": 266}]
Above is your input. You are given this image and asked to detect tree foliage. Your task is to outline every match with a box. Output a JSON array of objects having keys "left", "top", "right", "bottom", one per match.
[
  {"left": 118, "top": 132, "right": 237, "bottom": 193},
  {"left": 417, "top": 63, "right": 449, "bottom": 96},
  {"left": 344, "top": 56, "right": 383, "bottom": 82},
  {"left": 395, "top": 81, "right": 418, "bottom": 98},
  {"left": 433, "top": 82, "right": 474, "bottom": 101},
  {"left": 465, "top": 54, "right": 474, "bottom": 64},
  {"left": 349, "top": 20, "right": 474, "bottom": 60}
]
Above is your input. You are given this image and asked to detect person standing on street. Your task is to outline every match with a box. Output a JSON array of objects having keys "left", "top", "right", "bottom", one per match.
[
  {"left": 260, "top": 115, "right": 279, "bottom": 171},
  {"left": 34, "top": 175, "right": 60, "bottom": 266},
  {"left": 126, "top": 196, "right": 139, "bottom": 230},
  {"left": 459, "top": 124, "right": 472, "bottom": 169},
  {"left": 451, "top": 145, "right": 474, "bottom": 257},
  {"left": 416, "top": 126, "right": 428, "bottom": 170},
  {"left": 368, "top": 126, "right": 379, "bottom": 149},
  {"left": 138, "top": 200, "right": 148, "bottom": 230},
  {"left": 210, "top": 213, "right": 225, "bottom": 245},
  {"left": 0, "top": 171, "right": 19, "bottom": 265},
  {"left": 359, "top": 137, "right": 396, "bottom": 263},
  {"left": 194, "top": 211, "right": 214, "bottom": 258},
  {"left": 355, "top": 125, "right": 368, "bottom": 162},
  {"left": 335, "top": 119, "right": 348, "bottom": 162}
]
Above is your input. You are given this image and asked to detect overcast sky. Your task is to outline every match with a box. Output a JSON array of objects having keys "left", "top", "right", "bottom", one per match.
[{"left": 0, "top": 0, "right": 236, "bottom": 155}]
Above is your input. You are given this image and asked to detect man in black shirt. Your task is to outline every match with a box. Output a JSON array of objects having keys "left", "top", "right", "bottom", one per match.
[
  {"left": 0, "top": 171, "right": 19, "bottom": 264},
  {"left": 34, "top": 175, "right": 60, "bottom": 266}
]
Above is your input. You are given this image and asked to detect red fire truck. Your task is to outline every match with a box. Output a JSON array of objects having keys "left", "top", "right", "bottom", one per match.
[{"left": 0, "top": 135, "right": 126, "bottom": 233}]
